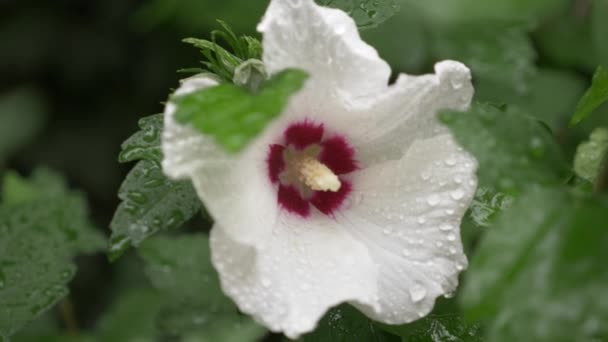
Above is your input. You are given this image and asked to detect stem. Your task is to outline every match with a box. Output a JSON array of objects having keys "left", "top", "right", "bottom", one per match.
[
  {"left": 59, "top": 298, "right": 79, "bottom": 335},
  {"left": 594, "top": 163, "right": 608, "bottom": 193}
]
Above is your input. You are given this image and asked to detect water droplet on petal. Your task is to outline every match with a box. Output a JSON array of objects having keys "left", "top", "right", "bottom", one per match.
[
  {"left": 439, "top": 223, "right": 454, "bottom": 231},
  {"left": 409, "top": 284, "right": 427, "bottom": 303},
  {"left": 450, "top": 189, "right": 465, "bottom": 200},
  {"left": 427, "top": 195, "right": 440, "bottom": 206}
]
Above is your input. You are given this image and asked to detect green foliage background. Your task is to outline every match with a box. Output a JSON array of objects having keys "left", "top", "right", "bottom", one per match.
[{"left": 1, "top": 0, "right": 607, "bottom": 341}]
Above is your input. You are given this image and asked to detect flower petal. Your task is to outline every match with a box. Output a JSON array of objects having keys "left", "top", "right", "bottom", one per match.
[
  {"left": 338, "top": 134, "right": 477, "bottom": 324},
  {"left": 210, "top": 215, "right": 378, "bottom": 339},
  {"left": 258, "top": 0, "right": 391, "bottom": 99},
  {"left": 162, "top": 75, "right": 282, "bottom": 245},
  {"left": 350, "top": 61, "right": 474, "bottom": 165}
]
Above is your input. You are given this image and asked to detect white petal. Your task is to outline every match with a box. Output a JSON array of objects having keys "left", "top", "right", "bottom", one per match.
[
  {"left": 162, "top": 74, "right": 282, "bottom": 245},
  {"left": 258, "top": 0, "right": 391, "bottom": 99},
  {"left": 349, "top": 61, "right": 474, "bottom": 165},
  {"left": 210, "top": 213, "right": 378, "bottom": 339},
  {"left": 338, "top": 134, "right": 477, "bottom": 324}
]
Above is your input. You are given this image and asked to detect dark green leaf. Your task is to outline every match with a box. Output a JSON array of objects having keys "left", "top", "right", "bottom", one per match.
[
  {"left": 110, "top": 114, "right": 201, "bottom": 260},
  {"left": 138, "top": 234, "right": 266, "bottom": 340},
  {"left": 118, "top": 114, "right": 163, "bottom": 163},
  {"left": 317, "top": 0, "right": 400, "bottom": 29},
  {"left": 440, "top": 103, "right": 570, "bottom": 195},
  {"left": 570, "top": 65, "right": 608, "bottom": 126},
  {"left": 0, "top": 171, "right": 104, "bottom": 338},
  {"left": 108, "top": 160, "right": 200, "bottom": 261},
  {"left": 299, "top": 304, "right": 397, "bottom": 342},
  {"left": 0, "top": 88, "right": 47, "bottom": 163},
  {"left": 382, "top": 314, "right": 484, "bottom": 342},
  {"left": 461, "top": 187, "right": 608, "bottom": 341},
  {"left": 172, "top": 68, "right": 308, "bottom": 152},
  {"left": 95, "top": 289, "right": 164, "bottom": 342}
]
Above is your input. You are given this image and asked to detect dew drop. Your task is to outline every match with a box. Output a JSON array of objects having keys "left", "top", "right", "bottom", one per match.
[
  {"left": 427, "top": 195, "right": 440, "bottom": 206},
  {"left": 439, "top": 223, "right": 453, "bottom": 231},
  {"left": 450, "top": 189, "right": 465, "bottom": 200},
  {"left": 261, "top": 278, "right": 272, "bottom": 288},
  {"left": 447, "top": 234, "right": 457, "bottom": 241},
  {"left": 409, "top": 284, "right": 427, "bottom": 303}
]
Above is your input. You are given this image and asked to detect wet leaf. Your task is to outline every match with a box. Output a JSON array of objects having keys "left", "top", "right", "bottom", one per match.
[
  {"left": 300, "top": 304, "right": 397, "bottom": 342},
  {"left": 108, "top": 160, "right": 200, "bottom": 261},
  {"left": 110, "top": 114, "right": 201, "bottom": 261},
  {"left": 0, "top": 170, "right": 104, "bottom": 338},
  {"left": 440, "top": 103, "right": 570, "bottom": 195},
  {"left": 118, "top": 114, "right": 163, "bottom": 163},
  {"left": 381, "top": 314, "right": 484, "bottom": 342},
  {"left": 138, "top": 234, "right": 266, "bottom": 340},
  {"left": 461, "top": 187, "right": 608, "bottom": 341},
  {"left": 317, "top": 0, "right": 400, "bottom": 29}
]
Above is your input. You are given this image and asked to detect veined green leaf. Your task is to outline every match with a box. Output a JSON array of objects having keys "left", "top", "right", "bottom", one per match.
[
  {"left": 461, "top": 187, "right": 608, "bottom": 341},
  {"left": 0, "top": 170, "right": 104, "bottom": 338},
  {"left": 109, "top": 114, "right": 201, "bottom": 261},
  {"left": 440, "top": 103, "right": 570, "bottom": 195},
  {"left": 172, "top": 68, "right": 308, "bottom": 153}
]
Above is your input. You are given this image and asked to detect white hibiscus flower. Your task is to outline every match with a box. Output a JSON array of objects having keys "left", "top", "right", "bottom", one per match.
[{"left": 161, "top": 0, "right": 477, "bottom": 338}]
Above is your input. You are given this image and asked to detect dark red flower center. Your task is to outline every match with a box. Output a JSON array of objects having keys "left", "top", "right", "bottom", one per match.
[{"left": 266, "top": 120, "right": 358, "bottom": 217}]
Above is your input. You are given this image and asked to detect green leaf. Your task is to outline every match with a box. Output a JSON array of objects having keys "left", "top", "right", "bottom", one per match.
[
  {"left": 317, "top": 0, "right": 400, "bottom": 29},
  {"left": 461, "top": 187, "right": 608, "bottom": 341},
  {"left": 0, "top": 171, "right": 104, "bottom": 338},
  {"left": 138, "top": 234, "right": 266, "bottom": 340},
  {"left": 381, "top": 314, "right": 484, "bottom": 342},
  {"left": 110, "top": 114, "right": 201, "bottom": 261},
  {"left": 108, "top": 160, "right": 200, "bottom": 261},
  {"left": 570, "top": 65, "right": 608, "bottom": 126},
  {"left": 183, "top": 22, "right": 263, "bottom": 82},
  {"left": 95, "top": 289, "right": 164, "bottom": 342},
  {"left": 2, "top": 168, "right": 67, "bottom": 205},
  {"left": 440, "top": 103, "right": 570, "bottom": 195},
  {"left": 574, "top": 128, "right": 608, "bottom": 183},
  {"left": 299, "top": 304, "right": 397, "bottom": 342},
  {"left": 172, "top": 68, "right": 309, "bottom": 152},
  {"left": 118, "top": 114, "right": 163, "bottom": 163},
  {"left": 0, "top": 88, "right": 47, "bottom": 163}
]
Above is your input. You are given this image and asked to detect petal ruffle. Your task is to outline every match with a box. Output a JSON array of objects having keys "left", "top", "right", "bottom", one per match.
[
  {"left": 338, "top": 134, "right": 477, "bottom": 324},
  {"left": 258, "top": 0, "right": 391, "bottom": 100},
  {"left": 210, "top": 214, "right": 378, "bottom": 339},
  {"left": 349, "top": 61, "right": 474, "bottom": 165}
]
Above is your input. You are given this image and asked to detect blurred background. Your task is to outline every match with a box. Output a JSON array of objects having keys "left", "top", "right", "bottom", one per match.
[{"left": 1, "top": 0, "right": 607, "bottom": 339}]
